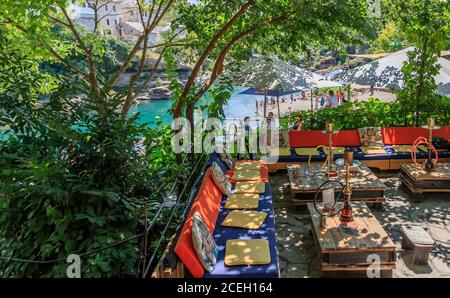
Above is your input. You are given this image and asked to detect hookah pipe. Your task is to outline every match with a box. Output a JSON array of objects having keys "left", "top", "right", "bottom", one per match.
[
  {"left": 411, "top": 118, "right": 439, "bottom": 172},
  {"left": 313, "top": 150, "right": 358, "bottom": 233},
  {"left": 340, "top": 150, "right": 355, "bottom": 224},
  {"left": 325, "top": 122, "right": 338, "bottom": 178},
  {"left": 307, "top": 123, "right": 337, "bottom": 175}
]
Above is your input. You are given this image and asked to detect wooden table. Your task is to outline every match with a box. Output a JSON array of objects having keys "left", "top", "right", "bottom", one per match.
[
  {"left": 400, "top": 163, "right": 450, "bottom": 198},
  {"left": 288, "top": 163, "right": 385, "bottom": 209},
  {"left": 308, "top": 201, "right": 396, "bottom": 277}
]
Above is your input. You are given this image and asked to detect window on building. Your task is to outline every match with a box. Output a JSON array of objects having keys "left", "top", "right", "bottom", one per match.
[
  {"left": 106, "top": 19, "right": 110, "bottom": 25},
  {"left": 114, "top": 19, "right": 118, "bottom": 25},
  {"left": 113, "top": 6, "right": 116, "bottom": 12},
  {"left": 105, "top": 4, "right": 108, "bottom": 11}
]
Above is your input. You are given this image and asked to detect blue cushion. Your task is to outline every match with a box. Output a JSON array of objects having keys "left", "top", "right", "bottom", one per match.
[
  {"left": 384, "top": 145, "right": 428, "bottom": 160},
  {"left": 350, "top": 147, "right": 391, "bottom": 161},
  {"left": 438, "top": 150, "right": 450, "bottom": 159},
  {"left": 204, "top": 183, "right": 279, "bottom": 278},
  {"left": 272, "top": 148, "right": 326, "bottom": 163}
]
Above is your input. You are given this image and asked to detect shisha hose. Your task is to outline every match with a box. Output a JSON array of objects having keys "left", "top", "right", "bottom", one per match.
[
  {"left": 308, "top": 145, "right": 330, "bottom": 171},
  {"left": 313, "top": 180, "right": 345, "bottom": 217},
  {"left": 411, "top": 137, "right": 438, "bottom": 168}
]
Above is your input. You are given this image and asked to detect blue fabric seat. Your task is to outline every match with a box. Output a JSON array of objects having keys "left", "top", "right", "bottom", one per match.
[
  {"left": 349, "top": 146, "right": 392, "bottom": 161},
  {"left": 205, "top": 183, "right": 279, "bottom": 278},
  {"left": 203, "top": 153, "right": 279, "bottom": 278},
  {"left": 270, "top": 148, "right": 326, "bottom": 163},
  {"left": 384, "top": 145, "right": 428, "bottom": 160}
]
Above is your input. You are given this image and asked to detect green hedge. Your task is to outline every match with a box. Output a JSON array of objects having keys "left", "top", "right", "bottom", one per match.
[{"left": 281, "top": 98, "right": 450, "bottom": 131}]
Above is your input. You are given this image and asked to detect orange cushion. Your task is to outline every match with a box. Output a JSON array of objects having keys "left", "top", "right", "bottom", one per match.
[
  {"left": 333, "top": 130, "right": 361, "bottom": 147},
  {"left": 434, "top": 126, "right": 450, "bottom": 142},
  {"left": 382, "top": 127, "right": 428, "bottom": 145},
  {"left": 226, "top": 165, "right": 269, "bottom": 184},
  {"left": 174, "top": 168, "right": 223, "bottom": 278},
  {"left": 289, "top": 130, "right": 328, "bottom": 147}
]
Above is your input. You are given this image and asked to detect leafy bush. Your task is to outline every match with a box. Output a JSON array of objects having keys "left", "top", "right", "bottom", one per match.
[
  {"left": 281, "top": 98, "right": 450, "bottom": 131},
  {"left": 0, "top": 31, "right": 190, "bottom": 277}
]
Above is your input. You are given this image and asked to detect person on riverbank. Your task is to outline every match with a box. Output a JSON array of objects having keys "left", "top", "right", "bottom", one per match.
[
  {"left": 301, "top": 91, "right": 307, "bottom": 101},
  {"left": 243, "top": 116, "right": 255, "bottom": 160},
  {"left": 328, "top": 90, "right": 339, "bottom": 108},
  {"left": 320, "top": 94, "right": 326, "bottom": 108},
  {"left": 291, "top": 113, "right": 304, "bottom": 131}
]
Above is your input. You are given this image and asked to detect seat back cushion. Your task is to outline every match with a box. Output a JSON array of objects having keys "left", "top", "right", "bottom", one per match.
[
  {"left": 211, "top": 162, "right": 231, "bottom": 195},
  {"left": 333, "top": 130, "right": 361, "bottom": 147},
  {"left": 290, "top": 130, "right": 361, "bottom": 148},
  {"left": 382, "top": 127, "right": 428, "bottom": 145},
  {"left": 174, "top": 168, "right": 223, "bottom": 278},
  {"left": 358, "top": 127, "right": 384, "bottom": 147},
  {"left": 434, "top": 126, "right": 450, "bottom": 142},
  {"left": 289, "top": 130, "right": 328, "bottom": 147}
]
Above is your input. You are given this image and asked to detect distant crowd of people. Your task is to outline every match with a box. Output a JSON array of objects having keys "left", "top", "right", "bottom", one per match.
[{"left": 255, "top": 89, "right": 346, "bottom": 115}]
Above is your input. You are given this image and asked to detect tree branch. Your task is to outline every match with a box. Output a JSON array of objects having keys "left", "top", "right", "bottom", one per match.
[
  {"left": 59, "top": 6, "right": 99, "bottom": 92},
  {"left": 172, "top": 0, "right": 255, "bottom": 118},
  {"left": 104, "top": 0, "right": 175, "bottom": 90},
  {"left": 11, "top": 21, "right": 89, "bottom": 78},
  {"left": 192, "top": 12, "right": 291, "bottom": 103}
]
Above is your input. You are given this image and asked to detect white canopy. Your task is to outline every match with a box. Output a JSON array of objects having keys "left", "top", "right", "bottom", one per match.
[{"left": 332, "top": 47, "right": 450, "bottom": 97}]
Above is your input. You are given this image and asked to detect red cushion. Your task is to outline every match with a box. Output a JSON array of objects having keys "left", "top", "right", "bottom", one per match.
[
  {"left": 289, "top": 131, "right": 329, "bottom": 147},
  {"left": 227, "top": 164, "right": 269, "bottom": 183},
  {"left": 434, "top": 126, "right": 450, "bottom": 141},
  {"left": 382, "top": 127, "right": 428, "bottom": 145},
  {"left": 174, "top": 168, "right": 223, "bottom": 278},
  {"left": 333, "top": 130, "right": 361, "bottom": 147},
  {"left": 289, "top": 130, "right": 361, "bottom": 147}
]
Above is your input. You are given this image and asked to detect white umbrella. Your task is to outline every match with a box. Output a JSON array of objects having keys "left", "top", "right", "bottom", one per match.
[
  {"left": 233, "top": 56, "right": 342, "bottom": 114},
  {"left": 333, "top": 47, "right": 450, "bottom": 97}
]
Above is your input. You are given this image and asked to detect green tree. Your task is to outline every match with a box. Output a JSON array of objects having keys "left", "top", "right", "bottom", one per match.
[
  {"left": 0, "top": 0, "right": 188, "bottom": 277},
  {"left": 170, "top": 0, "right": 376, "bottom": 137},
  {"left": 373, "top": 22, "right": 406, "bottom": 53},
  {"left": 388, "top": 0, "right": 450, "bottom": 126}
]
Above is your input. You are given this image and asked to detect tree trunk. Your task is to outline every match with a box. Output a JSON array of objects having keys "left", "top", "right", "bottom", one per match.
[{"left": 415, "top": 35, "right": 429, "bottom": 127}]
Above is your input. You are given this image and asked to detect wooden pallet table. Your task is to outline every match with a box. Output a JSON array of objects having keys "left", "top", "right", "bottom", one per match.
[
  {"left": 288, "top": 164, "right": 385, "bottom": 209},
  {"left": 400, "top": 163, "right": 450, "bottom": 198},
  {"left": 308, "top": 202, "right": 396, "bottom": 278}
]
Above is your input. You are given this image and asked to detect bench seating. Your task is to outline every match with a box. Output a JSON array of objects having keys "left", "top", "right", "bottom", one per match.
[
  {"left": 154, "top": 153, "right": 279, "bottom": 278},
  {"left": 267, "top": 126, "right": 450, "bottom": 172},
  {"left": 205, "top": 182, "right": 278, "bottom": 278}
]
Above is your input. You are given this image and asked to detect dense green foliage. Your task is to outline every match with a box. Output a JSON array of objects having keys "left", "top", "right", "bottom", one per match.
[
  {"left": 0, "top": 26, "right": 190, "bottom": 277},
  {"left": 281, "top": 98, "right": 450, "bottom": 131},
  {"left": 387, "top": 0, "right": 450, "bottom": 126}
]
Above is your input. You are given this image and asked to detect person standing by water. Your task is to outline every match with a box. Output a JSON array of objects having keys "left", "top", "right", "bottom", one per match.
[
  {"left": 328, "top": 90, "right": 339, "bottom": 108},
  {"left": 264, "top": 112, "right": 275, "bottom": 148},
  {"left": 301, "top": 91, "right": 307, "bottom": 101},
  {"left": 291, "top": 113, "right": 304, "bottom": 131},
  {"left": 243, "top": 116, "right": 256, "bottom": 160},
  {"left": 320, "top": 94, "right": 326, "bottom": 109}
]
